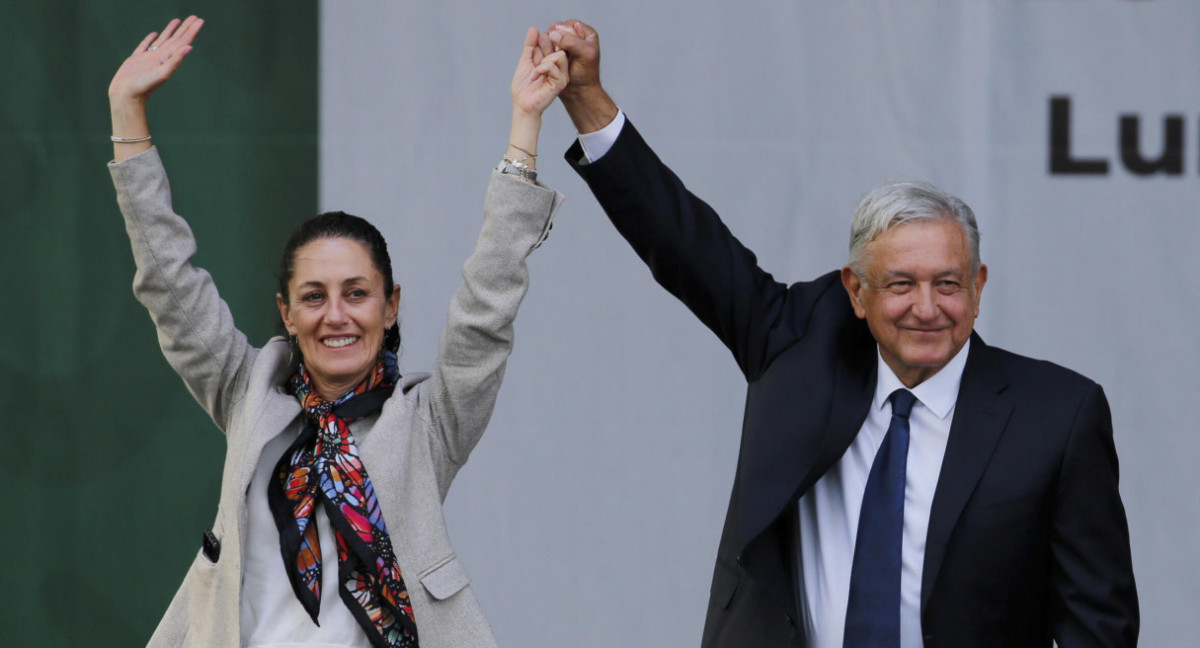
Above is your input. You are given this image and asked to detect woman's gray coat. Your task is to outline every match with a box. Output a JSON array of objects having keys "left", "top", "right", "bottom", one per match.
[{"left": 110, "top": 147, "right": 562, "bottom": 647}]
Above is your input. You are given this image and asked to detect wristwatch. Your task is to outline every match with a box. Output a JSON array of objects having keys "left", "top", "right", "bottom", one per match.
[{"left": 497, "top": 156, "right": 538, "bottom": 183}]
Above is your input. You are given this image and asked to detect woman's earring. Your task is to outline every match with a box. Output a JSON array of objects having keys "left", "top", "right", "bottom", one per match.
[{"left": 288, "top": 334, "right": 300, "bottom": 365}]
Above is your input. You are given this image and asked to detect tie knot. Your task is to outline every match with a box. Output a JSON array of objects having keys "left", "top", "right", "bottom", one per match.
[{"left": 890, "top": 388, "right": 917, "bottom": 419}]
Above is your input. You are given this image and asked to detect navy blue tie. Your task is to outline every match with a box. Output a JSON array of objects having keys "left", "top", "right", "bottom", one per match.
[{"left": 844, "top": 388, "right": 917, "bottom": 647}]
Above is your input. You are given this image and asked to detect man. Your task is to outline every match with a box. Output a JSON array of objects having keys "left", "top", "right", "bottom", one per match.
[{"left": 547, "top": 20, "right": 1138, "bottom": 648}]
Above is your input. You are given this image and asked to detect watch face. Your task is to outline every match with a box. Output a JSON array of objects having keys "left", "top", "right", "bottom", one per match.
[{"left": 498, "top": 161, "right": 535, "bottom": 181}]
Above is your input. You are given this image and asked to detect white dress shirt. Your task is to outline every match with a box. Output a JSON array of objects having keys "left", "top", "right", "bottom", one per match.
[
  {"left": 798, "top": 342, "right": 968, "bottom": 648},
  {"left": 577, "top": 110, "right": 627, "bottom": 162}
]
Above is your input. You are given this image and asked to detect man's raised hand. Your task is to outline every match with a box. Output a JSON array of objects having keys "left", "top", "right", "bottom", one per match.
[{"left": 546, "top": 20, "right": 618, "bottom": 134}]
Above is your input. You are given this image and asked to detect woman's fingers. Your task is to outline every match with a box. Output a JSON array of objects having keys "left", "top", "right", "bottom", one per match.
[
  {"left": 519, "top": 49, "right": 569, "bottom": 113},
  {"left": 173, "top": 16, "right": 204, "bottom": 48},
  {"left": 533, "top": 50, "right": 568, "bottom": 79},
  {"left": 150, "top": 18, "right": 180, "bottom": 49},
  {"left": 150, "top": 16, "right": 203, "bottom": 54},
  {"left": 132, "top": 31, "right": 158, "bottom": 56},
  {"left": 521, "top": 25, "right": 539, "bottom": 50},
  {"left": 154, "top": 16, "right": 202, "bottom": 67}
]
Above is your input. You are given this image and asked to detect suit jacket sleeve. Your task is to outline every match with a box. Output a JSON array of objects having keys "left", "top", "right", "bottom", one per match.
[
  {"left": 109, "top": 147, "right": 256, "bottom": 432},
  {"left": 1052, "top": 384, "right": 1139, "bottom": 646},
  {"left": 566, "top": 119, "right": 825, "bottom": 381},
  {"left": 425, "top": 171, "right": 562, "bottom": 489}
]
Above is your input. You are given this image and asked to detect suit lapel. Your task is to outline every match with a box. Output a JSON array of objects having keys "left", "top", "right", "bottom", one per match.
[
  {"left": 920, "top": 334, "right": 1013, "bottom": 609},
  {"left": 737, "top": 321, "right": 876, "bottom": 548},
  {"left": 818, "top": 353, "right": 877, "bottom": 487}
]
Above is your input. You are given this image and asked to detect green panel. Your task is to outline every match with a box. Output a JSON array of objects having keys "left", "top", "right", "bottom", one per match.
[{"left": 0, "top": 2, "right": 317, "bottom": 644}]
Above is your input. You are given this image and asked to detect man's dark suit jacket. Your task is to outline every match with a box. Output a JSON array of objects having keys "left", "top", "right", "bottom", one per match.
[{"left": 566, "top": 120, "right": 1138, "bottom": 647}]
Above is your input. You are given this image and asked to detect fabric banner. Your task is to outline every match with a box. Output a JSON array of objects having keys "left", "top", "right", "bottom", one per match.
[
  {"left": 7, "top": 1, "right": 1193, "bottom": 645},
  {"left": 321, "top": 2, "right": 1197, "bottom": 647}
]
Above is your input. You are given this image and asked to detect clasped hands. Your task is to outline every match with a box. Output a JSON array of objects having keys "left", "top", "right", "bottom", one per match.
[{"left": 513, "top": 21, "right": 607, "bottom": 120}]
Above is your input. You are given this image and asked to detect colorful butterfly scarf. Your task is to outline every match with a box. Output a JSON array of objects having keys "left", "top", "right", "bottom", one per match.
[{"left": 268, "top": 350, "right": 419, "bottom": 648}]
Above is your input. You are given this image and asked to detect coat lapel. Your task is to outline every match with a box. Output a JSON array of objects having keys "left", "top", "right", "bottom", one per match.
[
  {"left": 920, "top": 334, "right": 1013, "bottom": 609},
  {"left": 737, "top": 318, "right": 876, "bottom": 548},
  {"left": 234, "top": 347, "right": 303, "bottom": 497}
]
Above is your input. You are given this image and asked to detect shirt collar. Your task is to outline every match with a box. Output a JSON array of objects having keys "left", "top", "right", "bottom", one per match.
[{"left": 872, "top": 338, "right": 971, "bottom": 420}]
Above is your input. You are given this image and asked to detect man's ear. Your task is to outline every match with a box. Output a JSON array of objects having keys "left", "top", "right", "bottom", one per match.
[
  {"left": 972, "top": 263, "right": 988, "bottom": 317},
  {"left": 841, "top": 266, "right": 867, "bottom": 319},
  {"left": 276, "top": 293, "right": 296, "bottom": 335}
]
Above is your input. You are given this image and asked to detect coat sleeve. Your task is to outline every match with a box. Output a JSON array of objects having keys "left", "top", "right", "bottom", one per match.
[
  {"left": 565, "top": 119, "right": 823, "bottom": 381},
  {"left": 425, "top": 171, "right": 562, "bottom": 477},
  {"left": 1051, "top": 384, "right": 1139, "bottom": 647},
  {"left": 109, "top": 147, "right": 255, "bottom": 432}
]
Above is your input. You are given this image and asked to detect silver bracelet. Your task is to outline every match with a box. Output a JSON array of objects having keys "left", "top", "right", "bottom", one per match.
[{"left": 111, "top": 134, "right": 152, "bottom": 143}]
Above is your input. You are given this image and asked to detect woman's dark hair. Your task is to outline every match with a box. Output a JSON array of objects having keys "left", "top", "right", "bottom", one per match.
[{"left": 278, "top": 211, "right": 401, "bottom": 353}]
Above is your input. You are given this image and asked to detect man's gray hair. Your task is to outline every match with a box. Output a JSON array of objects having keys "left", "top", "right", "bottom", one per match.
[{"left": 848, "top": 180, "right": 981, "bottom": 277}]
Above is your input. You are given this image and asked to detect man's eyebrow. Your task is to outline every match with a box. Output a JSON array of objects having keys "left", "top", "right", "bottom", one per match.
[{"left": 879, "top": 269, "right": 964, "bottom": 277}]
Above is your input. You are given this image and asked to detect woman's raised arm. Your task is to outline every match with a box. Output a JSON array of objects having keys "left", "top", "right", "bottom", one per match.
[
  {"left": 423, "top": 28, "right": 567, "bottom": 487},
  {"left": 108, "top": 16, "right": 204, "bottom": 162}
]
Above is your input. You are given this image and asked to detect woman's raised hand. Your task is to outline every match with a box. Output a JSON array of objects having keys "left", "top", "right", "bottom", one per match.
[
  {"left": 109, "top": 16, "right": 204, "bottom": 107},
  {"left": 511, "top": 26, "right": 569, "bottom": 118},
  {"left": 505, "top": 27, "right": 568, "bottom": 177},
  {"left": 109, "top": 16, "right": 203, "bottom": 162}
]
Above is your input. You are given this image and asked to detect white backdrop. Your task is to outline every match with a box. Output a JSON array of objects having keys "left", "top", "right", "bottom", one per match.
[{"left": 321, "top": 2, "right": 1200, "bottom": 646}]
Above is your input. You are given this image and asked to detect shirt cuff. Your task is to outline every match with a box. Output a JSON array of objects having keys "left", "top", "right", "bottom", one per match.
[{"left": 577, "top": 110, "right": 626, "bottom": 163}]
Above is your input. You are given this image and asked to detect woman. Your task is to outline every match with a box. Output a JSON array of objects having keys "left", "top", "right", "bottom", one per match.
[{"left": 108, "top": 16, "right": 566, "bottom": 648}]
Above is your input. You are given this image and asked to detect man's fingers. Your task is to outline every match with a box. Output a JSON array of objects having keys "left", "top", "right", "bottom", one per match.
[
  {"left": 547, "top": 20, "right": 599, "bottom": 59},
  {"left": 548, "top": 20, "right": 593, "bottom": 35},
  {"left": 548, "top": 30, "right": 589, "bottom": 57},
  {"left": 550, "top": 19, "right": 596, "bottom": 41}
]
